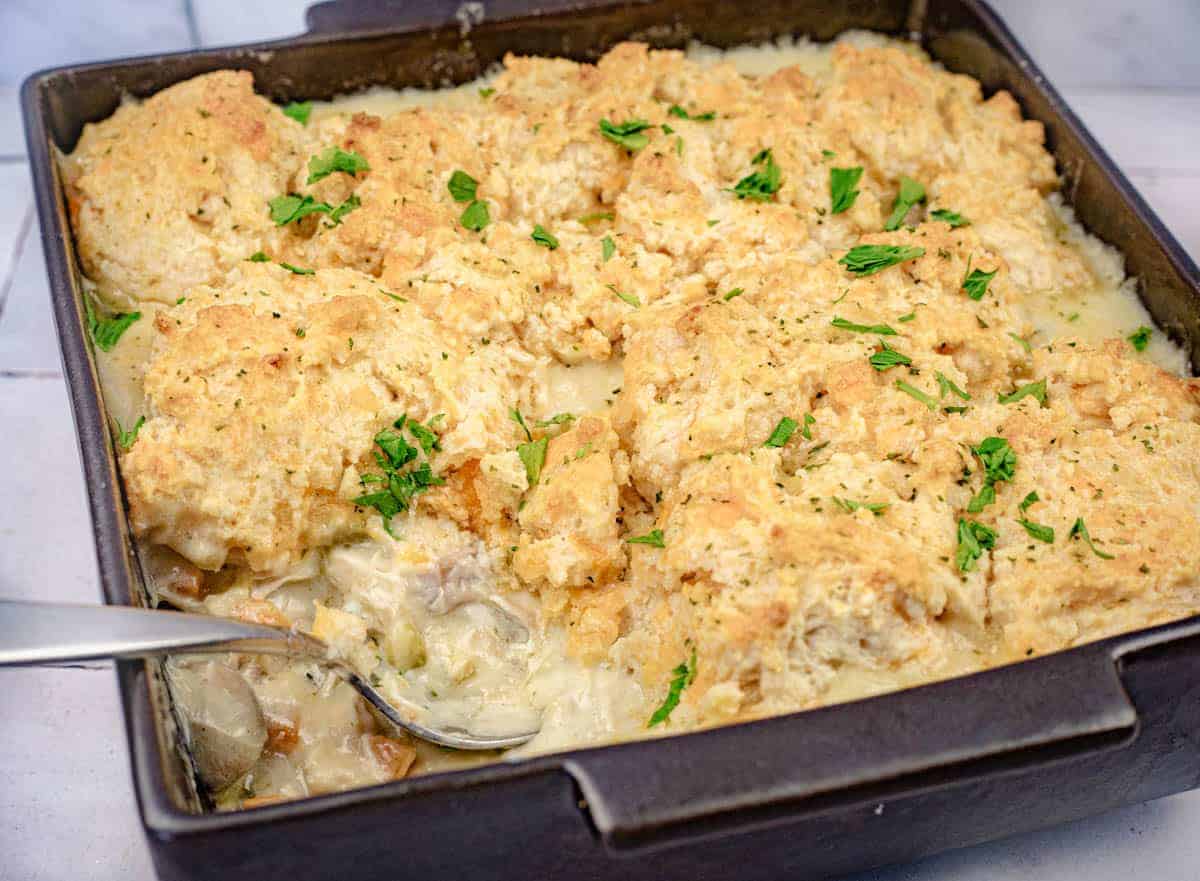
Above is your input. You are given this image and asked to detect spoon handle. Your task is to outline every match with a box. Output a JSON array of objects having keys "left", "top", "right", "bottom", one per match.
[{"left": 0, "top": 599, "right": 324, "bottom": 666}]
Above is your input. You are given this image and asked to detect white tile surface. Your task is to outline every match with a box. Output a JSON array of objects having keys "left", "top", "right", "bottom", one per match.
[
  {"left": 1, "top": 2, "right": 1199, "bottom": 880},
  {"left": 0, "top": 1, "right": 193, "bottom": 88},
  {"left": 0, "top": 211, "right": 66, "bottom": 374}
]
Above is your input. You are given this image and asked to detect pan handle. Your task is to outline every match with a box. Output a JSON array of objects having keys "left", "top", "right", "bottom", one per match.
[
  {"left": 563, "top": 643, "right": 1137, "bottom": 851},
  {"left": 304, "top": 0, "right": 611, "bottom": 36}
]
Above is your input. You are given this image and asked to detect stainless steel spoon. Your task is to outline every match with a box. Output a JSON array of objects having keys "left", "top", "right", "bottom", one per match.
[{"left": 0, "top": 599, "right": 538, "bottom": 750}]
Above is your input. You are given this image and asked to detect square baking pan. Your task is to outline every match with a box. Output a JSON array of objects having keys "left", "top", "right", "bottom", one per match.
[{"left": 21, "top": 1, "right": 1200, "bottom": 879}]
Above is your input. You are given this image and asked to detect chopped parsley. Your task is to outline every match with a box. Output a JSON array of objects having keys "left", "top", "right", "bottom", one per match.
[
  {"left": 627, "top": 529, "right": 665, "bottom": 548},
  {"left": 282, "top": 101, "right": 312, "bottom": 125},
  {"left": 269, "top": 193, "right": 332, "bottom": 225},
  {"left": 668, "top": 105, "right": 715, "bottom": 121},
  {"left": 935, "top": 371, "right": 971, "bottom": 402},
  {"left": 1019, "top": 491, "right": 1039, "bottom": 513},
  {"left": 478, "top": 87, "right": 496, "bottom": 98},
  {"left": 829, "top": 166, "right": 863, "bottom": 214},
  {"left": 531, "top": 224, "right": 559, "bottom": 250},
  {"left": 1128, "top": 326, "right": 1153, "bottom": 352},
  {"left": 460, "top": 200, "right": 490, "bottom": 232},
  {"left": 898, "top": 311, "right": 916, "bottom": 322},
  {"left": 729, "top": 148, "right": 782, "bottom": 201},
  {"left": 884, "top": 176, "right": 926, "bottom": 231},
  {"left": 599, "top": 118, "right": 652, "bottom": 151},
  {"left": 832, "top": 497, "right": 888, "bottom": 515},
  {"left": 800, "top": 412, "right": 816, "bottom": 440},
  {"left": 764, "top": 416, "right": 799, "bottom": 448},
  {"left": 929, "top": 208, "right": 970, "bottom": 228},
  {"left": 839, "top": 244, "right": 925, "bottom": 276},
  {"left": 998, "top": 379, "right": 1047, "bottom": 406},
  {"left": 869, "top": 340, "right": 912, "bottom": 371},
  {"left": 114, "top": 415, "right": 145, "bottom": 451},
  {"left": 328, "top": 193, "right": 360, "bottom": 225},
  {"left": 353, "top": 416, "right": 445, "bottom": 537},
  {"left": 1069, "top": 517, "right": 1114, "bottom": 559},
  {"left": 956, "top": 518, "right": 997, "bottom": 572},
  {"left": 598, "top": 236, "right": 616, "bottom": 263},
  {"left": 518, "top": 437, "right": 549, "bottom": 487},
  {"left": 248, "top": 251, "right": 270, "bottom": 262},
  {"left": 84, "top": 298, "right": 141, "bottom": 352},
  {"left": 648, "top": 647, "right": 696, "bottom": 727},
  {"left": 447, "top": 170, "right": 478, "bottom": 203},
  {"left": 831, "top": 315, "right": 897, "bottom": 336},
  {"left": 895, "top": 380, "right": 937, "bottom": 410},
  {"left": 306, "top": 147, "right": 370, "bottom": 184},
  {"left": 962, "top": 266, "right": 997, "bottom": 301},
  {"left": 968, "top": 436, "right": 1016, "bottom": 513},
  {"left": 279, "top": 262, "right": 314, "bottom": 275},
  {"left": 578, "top": 211, "right": 615, "bottom": 224},
  {"left": 723, "top": 288, "right": 744, "bottom": 302},
  {"left": 509, "top": 407, "right": 533, "bottom": 442},
  {"left": 536, "top": 413, "right": 576, "bottom": 429},
  {"left": 1018, "top": 519, "right": 1055, "bottom": 543},
  {"left": 609, "top": 285, "right": 640, "bottom": 308},
  {"left": 1008, "top": 332, "right": 1033, "bottom": 353}
]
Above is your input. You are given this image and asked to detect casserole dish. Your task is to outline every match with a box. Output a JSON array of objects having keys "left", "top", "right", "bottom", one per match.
[{"left": 21, "top": 1, "right": 1200, "bottom": 878}]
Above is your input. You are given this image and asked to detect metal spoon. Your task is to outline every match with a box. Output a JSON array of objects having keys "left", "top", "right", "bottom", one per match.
[{"left": 0, "top": 599, "right": 538, "bottom": 750}]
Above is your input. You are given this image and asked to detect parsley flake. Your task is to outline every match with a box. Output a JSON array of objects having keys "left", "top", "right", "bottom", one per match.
[
  {"left": 962, "top": 266, "right": 997, "bottom": 301},
  {"left": 929, "top": 208, "right": 970, "bottom": 228},
  {"left": 839, "top": 244, "right": 925, "bottom": 276},
  {"left": 1018, "top": 519, "right": 1055, "bottom": 543},
  {"left": 723, "top": 288, "right": 744, "bottom": 302},
  {"left": 531, "top": 224, "right": 559, "bottom": 250},
  {"left": 84, "top": 298, "right": 141, "bottom": 352},
  {"left": 830, "top": 166, "right": 863, "bottom": 214},
  {"left": 282, "top": 101, "right": 312, "bottom": 125},
  {"left": 831, "top": 315, "right": 897, "bottom": 336},
  {"left": 729, "top": 148, "right": 782, "bottom": 201},
  {"left": 935, "top": 371, "right": 971, "bottom": 402},
  {"left": 1069, "top": 517, "right": 1114, "bottom": 559},
  {"left": 648, "top": 648, "right": 696, "bottom": 727},
  {"left": 248, "top": 251, "right": 270, "bottom": 262},
  {"left": 269, "top": 193, "right": 333, "bottom": 225},
  {"left": 279, "top": 262, "right": 314, "bottom": 275},
  {"left": 599, "top": 118, "right": 652, "bottom": 151},
  {"left": 518, "top": 437, "right": 549, "bottom": 487},
  {"left": 956, "top": 518, "right": 997, "bottom": 572},
  {"left": 460, "top": 200, "right": 490, "bottom": 232},
  {"left": 895, "top": 380, "right": 937, "bottom": 410},
  {"left": 764, "top": 416, "right": 799, "bottom": 448},
  {"left": 609, "top": 285, "right": 640, "bottom": 308},
  {"left": 578, "top": 211, "right": 615, "bottom": 224},
  {"left": 869, "top": 340, "right": 912, "bottom": 371},
  {"left": 306, "top": 147, "right": 370, "bottom": 184},
  {"left": 114, "top": 415, "right": 145, "bottom": 451},
  {"left": 509, "top": 407, "right": 533, "bottom": 442},
  {"left": 627, "top": 529, "right": 665, "bottom": 548},
  {"left": 800, "top": 412, "right": 816, "bottom": 440},
  {"left": 668, "top": 105, "right": 715, "bottom": 121},
  {"left": 998, "top": 379, "right": 1047, "bottom": 406},
  {"left": 601, "top": 235, "right": 616, "bottom": 262},
  {"left": 1128, "top": 326, "right": 1153, "bottom": 352},
  {"left": 353, "top": 417, "right": 445, "bottom": 536},
  {"left": 833, "top": 497, "right": 888, "bottom": 515},
  {"left": 447, "top": 170, "right": 478, "bottom": 203},
  {"left": 884, "top": 176, "right": 926, "bottom": 231}
]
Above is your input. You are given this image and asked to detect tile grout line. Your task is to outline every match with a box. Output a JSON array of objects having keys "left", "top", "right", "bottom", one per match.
[
  {"left": 0, "top": 368, "right": 63, "bottom": 380},
  {"left": 0, "top": 204, "right": 35, "bottom": 321},
  {"left": 181, "top": 0, "right": 202, "bottom": 48}
]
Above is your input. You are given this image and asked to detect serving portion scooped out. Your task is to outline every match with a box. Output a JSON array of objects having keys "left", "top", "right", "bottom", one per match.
[{"left": 61, "top": 30, "right": 1200, "bottom": 809}]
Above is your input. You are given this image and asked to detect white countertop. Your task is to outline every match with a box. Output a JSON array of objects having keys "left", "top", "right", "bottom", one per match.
[{"left": 0, "top": 2, "right": 1197, "bottom": 878}]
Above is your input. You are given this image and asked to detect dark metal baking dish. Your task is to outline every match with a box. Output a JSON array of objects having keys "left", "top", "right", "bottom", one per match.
[{"left": 21, "top": 1, "right": 1200, "bottom": 878}]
